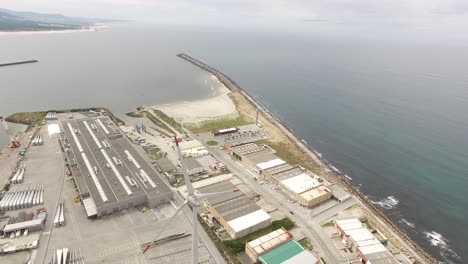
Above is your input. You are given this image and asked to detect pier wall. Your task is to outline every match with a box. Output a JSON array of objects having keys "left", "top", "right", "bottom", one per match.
[
  {"left": 0, "top": 60, "right": 38, "bottom": 67},
  {"left": 176, "top": 53, "right": 437, "bottom": 264}
]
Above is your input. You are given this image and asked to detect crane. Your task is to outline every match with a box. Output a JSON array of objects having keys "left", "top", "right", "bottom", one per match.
[{"left": 0, "top": 116, "right": 20, "bottom": 148}]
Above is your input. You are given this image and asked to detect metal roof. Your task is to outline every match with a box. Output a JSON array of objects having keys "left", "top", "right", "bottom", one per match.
[
  {"left": 281, "top": 250, "right": 319, "bottom": 264},
  {"left": 3, "top": 219, "right": 43, "bottom": 233},
  {"left": 358, "top": 244, "right": 388, "bottom": 255},
  {"left": 182, "top": 157, "right": 204, "bottom": 170},
  {"left": 231, "top": 143, "right": 271, "bottom": 156},
  {"left": 227, "top": 209, "right": 271, "bottom": 233},
  {"left": 244, "top": 151, "right": 278, "bottom": 164},
  {"left": 257, "top": 159, "right": 286, "bottom": 170},
  {"left": 365, "top": 250, "right": 399, "bottom": 264},
  {"left": 83, "top": 197, "right": 97, "bottom": 217},
  {"left": 264, "top": 163, "right": 295, "bottom": 176},
  {"left": 271, "top": 167, "right": 303, "bottom": 181},
  {"left": 247, "top": 228, "right": 292, "bottom": 255},
  {"left": 155, "top": 158, "right": 177, "bottom": 172},
  {"left": 258, "top": 240, "right": 304, "bottom": 264},
  {"left": 280, "top": 173, "right": 321, "bottom": 194},
  {"left": 198, "top": 180, "right": 261, "bottom": 221}
]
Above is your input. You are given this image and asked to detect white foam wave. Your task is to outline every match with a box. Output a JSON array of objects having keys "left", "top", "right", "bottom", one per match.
[
  {"left": 425, "top": 231, "right": 448, "bottom": 248},
  {"left": 370, "top": 196, "right": 399, "bottom": 209},
  {"left": 400, "top": 219, "right": 415, "bottom": 228}
]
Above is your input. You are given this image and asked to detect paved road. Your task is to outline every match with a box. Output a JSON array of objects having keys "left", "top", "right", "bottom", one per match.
[{"left": 194, "top": 136, "right": 349, "bottom": 264}]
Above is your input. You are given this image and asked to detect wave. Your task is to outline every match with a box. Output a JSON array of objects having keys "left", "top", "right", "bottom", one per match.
[
  {"left": 425, "top": 231, "right": 448, "bottom": 248},
  {"left": 370, "top": 195, "right": 399, "bottom": 209},
  {"left": 400, "top": 218, "right": 415, "bottom": 228}
]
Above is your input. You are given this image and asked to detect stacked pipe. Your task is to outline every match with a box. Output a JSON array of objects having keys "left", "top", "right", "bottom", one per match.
[
  {"left": 11, "top": 166, "right": 25, "bottom": 184},
  {"left": 49, "top": 248, "right": 85, "bottom": 264},
  {"left": 0, "top": 184, "right": 44, "bottom": 211},
  {"left": 46, "top": 112, "right": 58, "bottom": 120},
  {"left": 31, "top": 135, "right": 43, "bottom": 146}
]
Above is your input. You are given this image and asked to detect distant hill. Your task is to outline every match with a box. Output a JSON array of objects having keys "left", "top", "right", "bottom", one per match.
[{"left": 0, "top": 8, "right": 125, "bottom": 32}]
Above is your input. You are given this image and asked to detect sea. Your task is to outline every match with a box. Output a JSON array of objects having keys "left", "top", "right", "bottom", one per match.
[{"left": 0, "top": 23, "right": 466, "bottom": 263}]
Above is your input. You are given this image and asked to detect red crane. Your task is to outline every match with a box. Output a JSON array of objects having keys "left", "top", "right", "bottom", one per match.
[{"left": 0, "top": 116, "right": 20, "bottom": 148}]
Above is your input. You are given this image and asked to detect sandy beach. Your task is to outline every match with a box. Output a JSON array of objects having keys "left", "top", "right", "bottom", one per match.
[{"left": 153, "top": 75, "right": 237, "bottom": 124}]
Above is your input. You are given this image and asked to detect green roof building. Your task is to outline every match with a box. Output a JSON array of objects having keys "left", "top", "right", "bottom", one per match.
[{"left": 258, "top": 240, "right": 304, "bottom": 264}]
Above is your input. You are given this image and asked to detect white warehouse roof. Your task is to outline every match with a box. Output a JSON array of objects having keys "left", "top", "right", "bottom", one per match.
[
  {"left": 358, "top": 243, "right": 388, "bottom": 255},
  {"left": 256, "top": 158, "right": 286, "bottom": 170},
  {"left": 280, "top": 173, "right": 320, "bottom": 194},
  {"left": 282, "top": 250, "right": 319, "bottom": 264},
  {"left": 227, "top": 209, "right": 271, "bottom": 233}
]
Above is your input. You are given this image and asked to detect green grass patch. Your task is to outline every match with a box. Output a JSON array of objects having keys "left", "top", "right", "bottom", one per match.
[
  {"left": 206, "top": 140, "right": 219, "bottom": 146},
  {"left": 152, "top": 109, "right": 183, "bottom": 133},
  {"left": 142, "top": 146, "right": 161, "bottom": 160},
  {"left": 224, "top": 217, "right": 295, "bottom": 254},
  {"left": 5, "top": 112, "right": 46, "bottom": 126},
  {"left": 298, "top": 238, "right": 314, "bottom": 251},
  {"left": 185, "top": 113, "right": 252, "bottom": 133},
  {"left": 321, "top": 220, "right": 335, "bottom": 227},
  {"left": 255, "top": 139, "right": 321, "bottom": 174}
]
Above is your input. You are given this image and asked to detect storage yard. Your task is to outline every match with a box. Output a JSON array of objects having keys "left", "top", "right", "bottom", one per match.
[{"left": 0, "top": 111, "right": 222, "bottom": 264}]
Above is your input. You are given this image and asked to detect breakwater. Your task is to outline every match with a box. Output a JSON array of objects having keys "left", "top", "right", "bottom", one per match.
[
  {"left": 0, "top": 60, "right": 38, "bottom": 67},
  {"left": 176, "top": 53, "right": 437, "bottom": 263}
]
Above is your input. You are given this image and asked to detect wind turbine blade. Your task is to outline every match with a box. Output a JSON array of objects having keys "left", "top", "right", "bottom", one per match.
[
  {"left": 143, "top": 200, "right": 188, "bottom": 254},
  {"left": 175, "top": 136, "right": 195, "bottom": 195},
  {"left": 195, "top": 189, "right": 241, "bottom": 200},
  {"left": 192, "top": 204, "right": 198, "bottom": 264}
]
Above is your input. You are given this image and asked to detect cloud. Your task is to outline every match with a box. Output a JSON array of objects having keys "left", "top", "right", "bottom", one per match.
[{"left": 2, "top": 0, "right": 468, "bottom": 30}]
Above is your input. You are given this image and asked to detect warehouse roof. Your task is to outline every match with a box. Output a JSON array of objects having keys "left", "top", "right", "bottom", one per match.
[
  {"left": 329, "top": 184, "right": 351, "bottom": 202},
  {"left": 358, "top": 244, "right": 388, "bottom": 255},
  {"left": 354, "top": 238, "right": 382, "bottom": 248},
  {"left": 272, "top": 167, "right": 304, "bottom": 181},
  {"left": 282, "top": 250, "right": 319, "bottom": 264},
  {"left": 349, "top": 228, "right": 375, "bottom": 243},
  {"left": 244, "top": 151, "right": 278, "bottom": 164},
  {"left": 231, "top": 143, "right": 271, "bottom": 156},
  {"left": 183, "top": 157, "right": 204, "bottom": 170},
  {"left": 257, "top": 159, "right": 286, "bottom": 170},
  {"left": 281, "top": 173, "right": 321, "bottom": 194},
  {"left": 300, "top": 186, "right": 331, "bottom": 202},
  {"left": 264, "top": 163, "right": 295, "bottom": 176},
  {"left": 3, "top": 219, "right": 43, "bottom": 233},
  {"left": 336, "top": 218, "right": 363, "bottom": 233},
  {"left": 198, "top": 180, "right": 261, "bottom": 221},
  {"left": 155, "top": 158, "right": 177, "bottom": 172},
  {"left": 178, "top": 140, "right": 203, "bottom": 151},
  {"left": 247, "top": 228, "right": 292, "bottom": 255},
  {"left": 227, "top": 209, "right": 271, "bottom": 233},
  {"left": 258, "top": 240, "right": 304, "bottom": 264},
  {"left": 365, "top": 250, "right": 399, "bottom": 264},
  {"left": 83, "top": 197, "right": 97, "bottom": 217}
]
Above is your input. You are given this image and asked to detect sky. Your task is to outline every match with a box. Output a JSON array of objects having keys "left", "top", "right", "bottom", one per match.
[{"left": 2, "top": 0, "right": 468, "bottom": 38}]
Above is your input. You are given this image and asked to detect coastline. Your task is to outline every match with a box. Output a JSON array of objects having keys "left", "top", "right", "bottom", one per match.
[
  {"left": 0, "top": 26, "right": 100, "bottom": 36},
  {"left": 152, "top": 77, "right": 237, "bottom": 124},
  {"left": 176, "top": 53, "right": 438, "bottom": 263}
]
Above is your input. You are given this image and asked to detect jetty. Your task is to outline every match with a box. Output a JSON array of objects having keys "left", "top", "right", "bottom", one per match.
[
  {"left": 177, "top": 53, "right": 437, "bottom": 264},
  {"left": 0, "top": 60, "right": 38, "bottom": 67}
]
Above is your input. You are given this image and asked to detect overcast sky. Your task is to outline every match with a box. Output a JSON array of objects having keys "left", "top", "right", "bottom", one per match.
[{"left": 3, "top": 0, "right": 468, "bottom": 35}]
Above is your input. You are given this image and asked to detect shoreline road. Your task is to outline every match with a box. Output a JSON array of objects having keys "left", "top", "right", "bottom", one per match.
[{"left": 192, "top": 134, "right": 349, "bottom": 264}]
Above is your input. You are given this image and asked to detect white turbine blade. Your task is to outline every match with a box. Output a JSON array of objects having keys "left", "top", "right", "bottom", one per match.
[
  {"left": 195, "top": 189, "right": 241, "bottom": 200},
  {"left": 143, "top": 200, "right": 188, "bottom": 254},
  {"left": 175, "top": 136, "right": 194, "bottom": 195},
  {"left": 192, "top": 204, "right": 198, "bottom": 264}
]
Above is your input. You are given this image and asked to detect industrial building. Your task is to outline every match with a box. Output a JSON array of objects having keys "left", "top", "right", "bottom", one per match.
[
  {"left": 179, "top": 139, "right": 208, "bottom": 157},
  {"left": 335, "top": 218, "right": 399, "bottom": 264},
  {"left": 181, "top": 157, "right": 205, "bottom": 176},
  {"left": 61, "top": 116, "right": 173, "bottom": 218},
  {"left": 245, "top": 228, "right": 293, "bottom": 263},
  {"left": 257, "top": 240, "right": 319, "bottom": 264},
  {"left": 155, "top": 158, "right": 177, "bottom": 173},
  {"left": 230, "top": 143, "right": 331, "bottom": 207},
  {"left": 198, "top": 180, "right": 271, "bottom": 239}
]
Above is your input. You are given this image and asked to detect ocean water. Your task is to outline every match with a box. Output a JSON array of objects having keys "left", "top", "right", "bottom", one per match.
[{"left": 1, "top": 23, "right": 466, "bottom": 262}]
